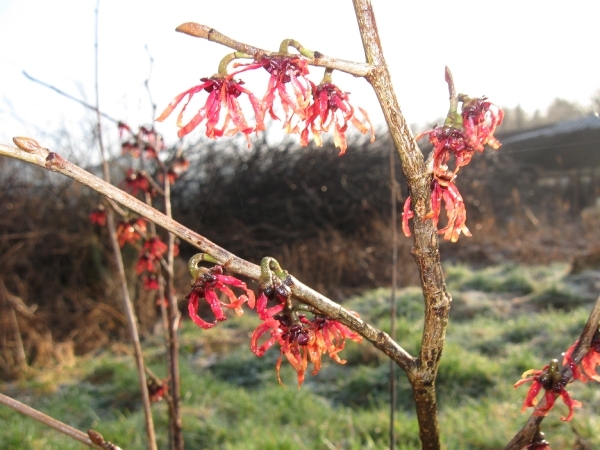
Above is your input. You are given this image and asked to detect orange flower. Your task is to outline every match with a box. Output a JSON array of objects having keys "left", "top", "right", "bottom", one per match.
[{"left": 251, "top": 312, "right": 361, "bottom": 386}]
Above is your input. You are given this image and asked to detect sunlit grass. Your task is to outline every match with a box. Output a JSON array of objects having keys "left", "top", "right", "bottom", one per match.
[{"left": 1, "top": 263, "right": 599, "bottom": 449}]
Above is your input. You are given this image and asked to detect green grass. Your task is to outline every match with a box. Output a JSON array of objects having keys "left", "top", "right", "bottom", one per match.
[{"left": 1, "top": 263, "right": 599, "bottom": 449}]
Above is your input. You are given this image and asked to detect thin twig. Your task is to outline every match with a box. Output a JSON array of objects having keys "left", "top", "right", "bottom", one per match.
[
  {"left": 93, "top": 2, "right": 157, "bottom": 448},
  {"left": 0, "top": 393, "right": 107, "bottom": 450},
  {"left": 163, "top": 174, "right": 184, "bottom": 450},
  {"left": 22, "top": 71, "right": 119, "bottom": 124},
  {"left": 174, "top": 22, "right": 374, "bottom": 78}
]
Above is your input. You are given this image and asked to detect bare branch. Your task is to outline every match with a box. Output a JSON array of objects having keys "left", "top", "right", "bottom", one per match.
[
  {"left": 22, "top": 71, "right": 119, "bottom": 124},
  {"left": 1, "top": 138, "right": 415, "bottom": 372},
  {"left": 0, "top": 393, "right": 108, "bottom": 450},
  {"left": 93, "top": 3, "right": 157, "bottom": 446},
  {"left": 175, "top": 22, "right": 374, "bottom": 78}
]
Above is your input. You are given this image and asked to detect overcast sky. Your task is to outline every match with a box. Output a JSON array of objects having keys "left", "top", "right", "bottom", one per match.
[{"left": 0, "top": 0, "right": 599, "bottom": 151}]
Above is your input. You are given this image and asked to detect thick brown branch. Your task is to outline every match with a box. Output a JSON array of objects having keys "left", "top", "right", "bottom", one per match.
[
  {"left": 352, "top": 1, "right": 451, "bottom": 449},
  {"left": 175, "top": 22, "right": 374, "bottom": 78},
  {"left": 1, "top": 139, "right": 415, "bottom": 373}
]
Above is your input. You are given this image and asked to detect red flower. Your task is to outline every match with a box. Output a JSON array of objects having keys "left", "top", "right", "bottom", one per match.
[
  {"left": 143, "top": 273, "right": 160, "bottom": 291},
  {"left": 147, "top": 378, "right": 168, "bottom": 403},
  {"left": 461, "top": 96, "right": 504, "bottom": 151},
  {"left": 186, "top": 265, "right": 255, "bottom": 329},
  {"left": 514, "top": 360, "right": 581, "bottom": 421},
  {"left": 143, "top": 237, "right": 168, "bottom": 260},
  {"left": 121, "top": 141, "right": 141, "bottom": 158},
  {"left": 89, "top": 209, "right": 107, "bottom": 227},
  {"left": 136, "top": 253, "right": 156, "bottom": 275},
  {"left": 124, "top": 169, "right": 152, "bottom": 196},
  {"left": 401, "top": 180, "right": 471, "bottom": 243},
  {"left": 416, "top": 127, "right": 473, "bottom": 178},
  {"left": 159, "top": 156, "right": 190, "bottom": 185},
  {"left": 117, "top": 121, "right": 132, "bottom": 139},
  {"left": 116, "top": 218, "right": 146, "bottom": 247},
  {"left": 251, "top": 311, "right": 362, "bottom": 386},
  {"left": 233, "top": 55, "right": 312, "bottom": 134},
  {"left": 302, "top": 82, "right": 375, "bottom": 155},
  {"left": 156, "top": 76, "right": 264, "bottom": 146},
  {"left": 563, "top": 337, "right": 600, "bottom": 382},
  {"left": 402, "top": 96, "right": 503, "bottom": 241}
]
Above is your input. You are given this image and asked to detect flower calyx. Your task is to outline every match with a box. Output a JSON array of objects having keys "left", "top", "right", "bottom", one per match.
[
  {"left": 514, "top": 359, "right": 582, "bottom": 421},
  {"left": 524, "top": 430, "right": 551, "bottom": 450},
  {"left": 185, "top": 253, "right": 255, "bottom": 329}
]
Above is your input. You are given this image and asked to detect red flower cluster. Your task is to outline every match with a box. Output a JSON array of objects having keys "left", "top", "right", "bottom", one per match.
[
  {"left": 119, "top": 122, "right": 165, "bottom": 159},
  {"left": 158, "top": 55, "right": 374, "bottom": 153},
  {"left": 161, "top": 156, "right": 190, "bottom": 184},
  {"left": 236, "top": 56, "right": 312, "bottom": 130},
  {"left": 116, "top": 218, "right": 146, "bottom": 247},
  {"left": 124, "top": 169, "right": 153, "bottom": 197},
  {"left": 136, "top": 238, "right": 179, "bottom": 291},
  {"left": 514, "top": 360, "right": 581, "bottom": 421},
  {"left": 251, "top": 311, "right": 362, "bottom": 386},
  {"left": 156, "top": 76, "right": 264, "bottom": 146},
  {"left": 402, "top": 96, "right": 503, "bottom": 242},
  {"left": 89, "top": 208, "right": 107, "bottom": 227},
  {"left": 302, "top": 82, "right": 374, "bottom": 155},
  {"left": 186, "top": 265, "right": 255, "bottom": 329},
  {"left": 563, "top": 337, "right": 600, "bottom": 382},
  {"left": 250, "top": 279, "right": 361, "bottom": 386}
]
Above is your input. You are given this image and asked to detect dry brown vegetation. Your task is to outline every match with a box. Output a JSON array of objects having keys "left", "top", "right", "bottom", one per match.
[{"left": 1, "top": 126, "right": 598, "bottom": 380}]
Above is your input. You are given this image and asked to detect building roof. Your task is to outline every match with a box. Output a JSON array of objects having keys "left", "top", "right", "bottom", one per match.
[
  {"left": 499, "top": 114, "right": 600, "bottom": 172},
  {"left": 502, "top": 114, "right": 600, "bottom": 145}
]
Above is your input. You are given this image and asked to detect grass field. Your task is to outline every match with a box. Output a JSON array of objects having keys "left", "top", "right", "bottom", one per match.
[{"left": 2, "top": 263, "right": 600, "bottom": 449}]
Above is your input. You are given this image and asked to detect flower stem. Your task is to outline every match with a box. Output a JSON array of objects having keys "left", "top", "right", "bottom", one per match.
[
  {"left": 443, "top": 66, "right": 462, "bottom": 128},
  {"left": 278, "top": 39, "right": 315, "bottom": 59},
  {"left": 217, "top": 51, "right": 253, "bottom": 76},
  {"left": 0, "top": 393, "right": 107, "bottom": 450}
]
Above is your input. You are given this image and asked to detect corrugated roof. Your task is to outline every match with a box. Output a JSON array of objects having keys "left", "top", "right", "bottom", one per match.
[{"left": 502, "top": 114, "right": 600, "bottom": 145}]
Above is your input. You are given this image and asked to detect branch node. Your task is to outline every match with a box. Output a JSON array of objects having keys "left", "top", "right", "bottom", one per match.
[
  {"left": 13, "top": 137, "right": 48, "bottom": 157},
  {"left": 175, "top": 22, "right": 211, "bottom": 39}
]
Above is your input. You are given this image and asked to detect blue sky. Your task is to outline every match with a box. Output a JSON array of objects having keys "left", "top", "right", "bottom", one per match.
[{"left": 0, "top": 0, "right": 599, "bottom": 152}]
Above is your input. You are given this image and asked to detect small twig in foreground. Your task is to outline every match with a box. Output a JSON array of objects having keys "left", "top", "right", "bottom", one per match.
[{"left": 0, "top": 392, "right": 108, "bottom": 450}]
